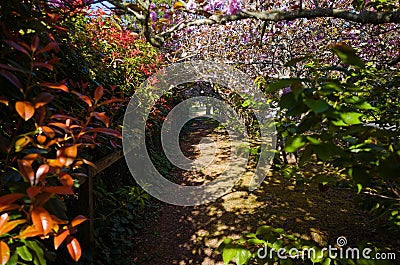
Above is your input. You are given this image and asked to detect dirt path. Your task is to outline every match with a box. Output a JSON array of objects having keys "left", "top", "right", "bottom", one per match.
[{"left": 130, "top": 118, "right": 400, "bottom": 265}]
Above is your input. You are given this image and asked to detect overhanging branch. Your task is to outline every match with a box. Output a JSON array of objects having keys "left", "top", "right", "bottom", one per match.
[{"left": 154, "top": 8, "right": 400, "bottom": 47}]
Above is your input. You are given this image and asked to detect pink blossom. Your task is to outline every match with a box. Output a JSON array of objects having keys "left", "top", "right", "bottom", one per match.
[
  {"left": 203, "top": 0, "right": 223, "bottom": 12},
  {"left": 150, "top": 3, "right": 156, "bottom": 9},
  {"left": 282, "top": 87, "right": 292, "bottom": 95},
  {"left": 187, "top": 0, "right": 197, "bottom": 10},
  {"left": 150, "top": 11, "right": 157, "bottom": 22},
  {"left": 226, "top": 0, "right": 242, "bottom": 15}
]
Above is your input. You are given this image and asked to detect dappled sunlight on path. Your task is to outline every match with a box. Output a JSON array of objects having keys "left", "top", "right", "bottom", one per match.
[{"left": 130, "top": 118, "right": 399, "bottom": 265}]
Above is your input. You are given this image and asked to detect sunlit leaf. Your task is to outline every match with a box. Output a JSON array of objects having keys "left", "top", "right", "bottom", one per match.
[
  {"left": 173, "top": 1, "right": 185, "bottom": 9},
  {"left": 56, "top": 145, "right": 78, "bottom": 167},
  {"left": 340, "top": 112, "right": 363, "bottom": 125},
  {"left": 17, "top": 159, "right": 35, "bottom": 185},
  {"left": 94, "top": 86, "right": 104, "bottom": 101},
  {"left": 25, "top": 240, "right": 45, "bottom": 265},
  {"left": 18, "top": 225, "right": 41, "bottom": 239},
  {"left": 331, "top": 42, "right": 365, "bottom": 68},
  {"left": 304, "top": 98, "right": 329, "bottom": 113},
  {"left": 72, "top": 91, "right": 92, "bottom": 106},
  {"left": 222, "top": 246, "right": 236, "bottom": 265},
  {"left": 66, "top": 236, "right": 81, "bottom": 262},
  {"left": 40, "top": 81, "right": 69, "bottom": 92},
  {"left": 54, "top": 229, "right": 70, "bottom": 250},
  {"left": 0, "top": 241, "right": 10, "bottom": 265},
  {"left": 15, "top": 101, "right": 35, "bottom": 121},
  {"left": 17, "top": 245, "right": 33, "bottom": 261},
  {"left": 35, "top": 164, "right": 49, "bottom": 184},
  {"left": 59, "top": 173, "right": 74, "bottom": 187},
  {"left": 71, "top": 215, "right": 87, "bottom": 227},
  {"left": 15, "top": 136, "right": 31, "bottom": 152},
  {"left": 284, "top": 135, "right": 305, "bottom": 152},
  {"left": 94, "top": 112, "right": 110, "bottom": 127},
  {"left": 31, "top": 207, "right": 53, "bottom": 236}
]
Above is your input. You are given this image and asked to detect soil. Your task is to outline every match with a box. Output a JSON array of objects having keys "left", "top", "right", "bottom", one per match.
[{"left": 127, "top": 118, "right": 400, "bottom": 265}]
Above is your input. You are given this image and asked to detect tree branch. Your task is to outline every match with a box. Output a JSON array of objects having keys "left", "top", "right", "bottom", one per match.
[{"left": 153, "top": 8, "right": 400, "bottom": 47}]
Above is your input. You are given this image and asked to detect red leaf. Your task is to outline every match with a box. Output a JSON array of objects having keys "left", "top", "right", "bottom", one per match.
[
  {"left": 33, "top": 92, "right": 54, "bottom": 108},
  {"left": 94, "top": 112, "right": 109, "bottom": 127},
  {"left": 31, "top": 35, "right": 39, "bottom": 53},
  {"left": 5, "top": 40, "right": 30, "bottom": 56},
  {"left": 41, "top": 126, "right": 55, "bottom": 138},
  {"left": 48, "top": 122, "right": 71, "bottom": 133},
  {"left": 72, "top": 91, "right": 92, "bottom": 107},
  {"left": 0, "top": 193, "right": 25, "bottom": 206},
  {"left": 27, "top": 187, "right": 41, "bottom": 199},
  {"left": 37, "top": 134, "right": 47, "bottom": 144},
  {"left": 23, "top": 153, "right": 38, "bottom": 165},
  {"left": 0, "top": 241, "right": 10, "bottom": 265},
  {"left": 36, "top": 164, "right": 49, "bottom": 183},
  {"left": 66, "top": 236, "right": 81, "bottom": 262},
  {"left": 37, "top": 42, "right": 58, "bottom": 54},
  {"left": 15, "top": 101, "right": 35, "bottom": 121},
  {"left": 54, "top": 229, "right": 70, "bottom": 250},
  {"left": 94, "top": 86, "right": 104, "bottom": 101},
  {"left": 33, "top": 62, "right": 53, "bottom": 71},
  {"left": 17, "top": 159, "right": 35, "bottom": 185},
  {"left": 59, "top": 173, "right": 74, "bottom": 187},
  {"left": 70, "top": 215, "right": 87, "bottom": 227},
  {"left": 0, "top": 70, "right": 23, "bottom": 89},
  {"left": 56, "top": 145, "right": 77, "bottom": 167},
  {"left": 31, "top": 207, "right": 53, "bottom": 236},
  {"left": 43, "top": 186, "right": 73, "bottom": 195},
  {"left": 40, "top": 81, "right": 68, "bottom": 92}
]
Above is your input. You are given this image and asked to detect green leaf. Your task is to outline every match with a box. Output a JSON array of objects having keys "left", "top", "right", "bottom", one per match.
[
  {"left": 17, "top": 245, "right": 32, "bottom": 261},
  {"left": 217, "top": 238, "right": 233, "bottom": 252},
  {"left": 266, "top": 79, "right": 299, "bottom": 93},
  {"left": 331, "top": 43, "right": 365, "bottom": 68},
  {"left": 6, "top": 252, "right": 18, "bottom": 265},
  {"left": 310, "top": 248, "right": 324, "bottom": 263},
  {"left": 322, "top": 257, "right": 332, "bottom": 265},
  {"left": 357, "top": 184, "right": 362, "bottom": 194},
  {"left": 352, "top": 0, "right": 366, "bottom": 10},
  {"left": 313, "top": 142, "right": 345, "bottom": 161},
  {"left": 340, "top": 112, "right": 363, "bottom": 125},
  {"left": 284, "top": 56, "right": 309, "bottom": 67},
  {"left": 304, "top": 98, "right": 329, "bottom": 113},
  {"left": 256, "top": 225, "right": 272, "bottom": 235},
  {"left": 284, "top": 136, "right": 305, "bottom": 153},
  {"left": 25, "top": 241, "right": 45, "bottom": 265},
  {"left": 235, "top": 247, "right": 251, "bottom": 265},
  {"left": 222, "top": 247, "right": 237, "bottom": 265}
]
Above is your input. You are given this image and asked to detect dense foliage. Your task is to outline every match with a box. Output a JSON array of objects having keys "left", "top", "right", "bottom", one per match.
[{"left": 0, "top": 1, "right": 161, "bottom": 264}]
